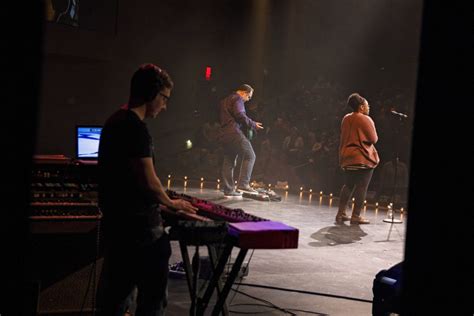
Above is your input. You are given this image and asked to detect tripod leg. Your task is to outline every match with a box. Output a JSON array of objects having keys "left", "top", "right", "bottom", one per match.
[
  {"left": 198, "top": 239, "right": 234, "bottom": 314},
  {"left": 190, "top": 246, "right": 201, "bottom": 315},
  {"left": 208, "top": 245, "right": 229, "bottom": 316},
  {"left": 178, "top": 240, "right": 197, "bottom": 316},
  {"left": 211, "top": 248, "right": 248, "bottom": 316}
]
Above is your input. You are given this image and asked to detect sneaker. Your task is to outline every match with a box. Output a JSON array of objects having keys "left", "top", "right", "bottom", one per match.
[
  {"left": 224, "top": 190, "right": 242, "bottom": 197},
  {"left": 237, "top": 185, "right": 258, "bottom": 193},
  {"left": 350, "top": 215, "right": 370, "bottom": 225},
  {"left": 335, "top": 213, "right": 351, "bottom": 224}
]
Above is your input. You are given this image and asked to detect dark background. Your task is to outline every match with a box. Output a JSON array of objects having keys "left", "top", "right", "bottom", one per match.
[
  {"left": 36, "top": 0, "right": 421, "bottom": 165},
  {"left": 1, "top": 0, "right": 472, "bottom": 314}
]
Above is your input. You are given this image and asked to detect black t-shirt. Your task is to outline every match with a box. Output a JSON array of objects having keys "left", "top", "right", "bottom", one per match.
[{"left": 98, "top": 109, "right": 162, "bottom": 235}]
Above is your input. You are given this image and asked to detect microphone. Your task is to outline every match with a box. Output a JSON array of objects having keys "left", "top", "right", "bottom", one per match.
[{"left": 390, "top": 110, "right": 408, "bottom": 119}]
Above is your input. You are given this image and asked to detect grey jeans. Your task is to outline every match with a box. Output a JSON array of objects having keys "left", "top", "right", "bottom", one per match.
[{"left": 221, "top": 134, "right": 256, "bottom": 192}]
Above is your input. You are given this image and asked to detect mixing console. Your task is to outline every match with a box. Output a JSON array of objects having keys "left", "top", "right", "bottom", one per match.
[{"left": 29, "top": 155, "right": 101, "bottom": 233}]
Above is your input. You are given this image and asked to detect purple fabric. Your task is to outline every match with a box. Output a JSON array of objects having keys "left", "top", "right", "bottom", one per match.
[
  {"left": 228, "top": 221, "right": 296, "bottom": 233},
  {"left": 227, "top": 221, "right": 299, "bottom": 249}
]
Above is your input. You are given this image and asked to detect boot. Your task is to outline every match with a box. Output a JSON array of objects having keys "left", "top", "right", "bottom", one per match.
[
  {"left": 350, "top": 215, "right": 370, "bottom": 225},
  {"left": 335, "top": 212, "right": 351, "bottom": 224}
]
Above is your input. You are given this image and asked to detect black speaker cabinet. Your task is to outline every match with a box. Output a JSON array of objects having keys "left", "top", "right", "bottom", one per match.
[{"left": 28, "top": 229, "right": 103, "bottom": 315}]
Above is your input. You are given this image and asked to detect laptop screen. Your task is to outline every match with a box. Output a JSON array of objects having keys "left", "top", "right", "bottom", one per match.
[{"left": 76, "top": 125, "right": 102, "bottom": 159}]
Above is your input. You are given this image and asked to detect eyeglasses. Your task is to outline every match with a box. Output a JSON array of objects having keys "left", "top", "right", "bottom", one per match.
[{"left": 159, "top": 92, "right": 170, "bottom": 102}]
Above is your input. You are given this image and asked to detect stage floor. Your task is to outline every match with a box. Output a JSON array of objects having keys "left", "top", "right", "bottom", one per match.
[{"left": 165, "top": 183, "right": 405, "bottom": 316}]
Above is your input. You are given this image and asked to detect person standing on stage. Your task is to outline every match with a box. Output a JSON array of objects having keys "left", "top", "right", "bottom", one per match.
[
  {"left": 217, "top": 84, "right": 264, "bottom": 196},
  {"left": 335, "top": 93, "right": 380, "bottom": 224},
  {"left": 97, "top": 63, "right": 198, "bottom": 315}
]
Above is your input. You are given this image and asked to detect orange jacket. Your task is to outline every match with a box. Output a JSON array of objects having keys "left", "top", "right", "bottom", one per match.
[{"left": 339, "top": 112, "right": 380, "bottom": 169}]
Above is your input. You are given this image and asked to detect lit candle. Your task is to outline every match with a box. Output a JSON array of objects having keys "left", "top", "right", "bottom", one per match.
[
  {"left": 217, "top": 179, "right": 220, "bottom": 183},
  {"left": 184, "top": 176, "right": 188, "bottom": 180},
  {"left": 200, "top": 177, "right": 204, "bottom": 182},
  {"left": 320, "top": 191, "right": 323, "bottom": 196},
  {"left": 168, "top": 174, "right": 171, "bottom": 179}
]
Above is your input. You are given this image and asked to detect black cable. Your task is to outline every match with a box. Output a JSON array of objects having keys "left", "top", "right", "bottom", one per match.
[
  {"left": 228, "top": 249, "right": 255, "bottom": 305},
  {"left": 230, "top": 303, "right": 328, "bottom": 315},
  {"left": 230, "top": 288, "right": 297, "bottom": 315},
  {"left": 233, "top": 282, "right": 372, "bottom": 303},
  {"left": 229, "top": 303, "right": 282, "bottom": 314},
  {"left": 228, "top": 310, "right": 272, "bottom": 315},
  {"left": 285, "top": 307, "right": 329, "bottom": 315}
]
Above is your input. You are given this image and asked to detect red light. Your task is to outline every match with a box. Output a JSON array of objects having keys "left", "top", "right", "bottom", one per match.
[{"left": 205, "top": 66, "right": 212, "bottom": 81}]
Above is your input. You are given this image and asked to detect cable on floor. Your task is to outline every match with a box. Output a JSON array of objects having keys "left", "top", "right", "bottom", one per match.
[{"left": 233, "top": 282, "right": 373, "bottom": 303}]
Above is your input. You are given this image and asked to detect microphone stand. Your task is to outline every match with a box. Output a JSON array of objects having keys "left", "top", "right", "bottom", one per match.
[{"left": 383, "top": 113, "right": 405, "bottom": 227}]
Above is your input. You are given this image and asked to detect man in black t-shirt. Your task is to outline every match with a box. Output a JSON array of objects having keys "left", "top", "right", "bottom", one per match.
[{"left": 97, "top": 64, "right": 197, "bottom": 316}]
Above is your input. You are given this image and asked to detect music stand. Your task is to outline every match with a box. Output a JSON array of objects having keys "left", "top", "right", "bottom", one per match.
[{"left": 383, "top": 110, "right": 406, "bottom": 225}]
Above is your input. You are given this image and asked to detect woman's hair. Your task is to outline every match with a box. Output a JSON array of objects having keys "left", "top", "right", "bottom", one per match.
[{"left": 347, "top": 93, "right": 366, "bottom": 111}]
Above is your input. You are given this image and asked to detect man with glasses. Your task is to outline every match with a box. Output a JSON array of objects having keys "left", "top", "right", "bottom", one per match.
[
  {"left": 97, "top": 63, "right": 198, "bottom": 315},
  {"left": 217, "top": 84, "right": 264, "bottom": 196}
]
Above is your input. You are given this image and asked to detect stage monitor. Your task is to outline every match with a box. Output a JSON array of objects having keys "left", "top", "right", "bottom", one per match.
[{"left": 75, "top": 125, "right": 102, "bottom": 160}]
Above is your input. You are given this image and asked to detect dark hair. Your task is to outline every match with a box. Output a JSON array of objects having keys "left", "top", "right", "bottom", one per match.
[
  {"left": 347, "top": 93, "right": 366, "bottom": 111},
  {"left": 128, "top": 63, "right": 174, "bottom": 108},
  {"left": 236, "top": 84, "right": 254, "bottom": 93}
]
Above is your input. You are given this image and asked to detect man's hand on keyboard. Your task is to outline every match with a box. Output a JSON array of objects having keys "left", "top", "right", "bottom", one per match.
[{"left": 170, "top": 199, "right": 198, "bottom": 214}]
